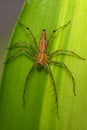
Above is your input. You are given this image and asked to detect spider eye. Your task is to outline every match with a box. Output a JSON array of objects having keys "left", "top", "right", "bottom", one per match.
[
  {"left": 27, "top": 27, "right": 29, "bottom": 30},
  {"left": 53, "top": 30, "right": 56, "bottom": 32}
]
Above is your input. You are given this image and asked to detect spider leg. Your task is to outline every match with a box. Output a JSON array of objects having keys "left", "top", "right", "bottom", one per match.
[
  {"left": 8, "top": 41, "right": 32, "bottom": 50},
  {"left": 49, "top": 60, "right": 76, "bottom": 96},
  {"left": 4, "top": 48, "right": 34, "bottom": 64},
  {"left": 47, "top": 21, "right": 71, "bottom": 45},
  {"left": 46, "top": 63, "right": 59, "bottom": 119},
  {"left": 23, "top": 63, "right": 35, "bottom": 107},
  {"left": 49, "top": 50, "right": 85, "bottom": 60},
  {"left": 8, "top": 42, "right": 37, "bottom": 55},
  {"left": 18, "top": 22, "right": 38, "bottom": 48}
]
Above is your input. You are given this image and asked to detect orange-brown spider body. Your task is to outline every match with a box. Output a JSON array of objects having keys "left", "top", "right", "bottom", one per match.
[
  {"left": 36, "top": 29, "right": 48, "bottom": 66},
  {"left": 5, "top": 21, "right": 85, "bottom": 119}
]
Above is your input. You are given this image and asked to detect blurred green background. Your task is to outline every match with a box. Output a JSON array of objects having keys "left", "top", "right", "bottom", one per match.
[{"left": 0, "top": 0, "right": 24, "bottom": 82}]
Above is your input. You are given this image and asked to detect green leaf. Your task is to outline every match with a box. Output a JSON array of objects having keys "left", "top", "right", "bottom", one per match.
[{"left": 0, "top": 0, "right": 87, "bottom": 130}]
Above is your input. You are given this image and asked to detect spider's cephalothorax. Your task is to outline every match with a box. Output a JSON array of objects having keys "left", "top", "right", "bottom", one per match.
[
  {"left": 36, "top": 29, "right": 48, "bottom": 66},
  {"left": 5, "top": 21, "right": 85, "bottom": 119}
]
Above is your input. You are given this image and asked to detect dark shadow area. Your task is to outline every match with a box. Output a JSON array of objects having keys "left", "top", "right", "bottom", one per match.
[{"left": 0, "top": 0, "right": 24, "bottom": 81}]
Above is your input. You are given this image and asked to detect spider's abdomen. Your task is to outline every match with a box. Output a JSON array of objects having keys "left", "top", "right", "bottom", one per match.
[
  {"left": 39, "top": 29, "right": 47, "bottom": 53},
  {"left": 36, "top": 52, "right": 48, "bottom": 66}
]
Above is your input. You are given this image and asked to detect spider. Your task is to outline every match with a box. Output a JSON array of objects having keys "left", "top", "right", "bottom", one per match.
[{"left": 5, "top": 21, "right": 85, "bottom": 119}]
